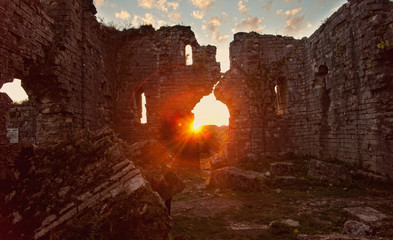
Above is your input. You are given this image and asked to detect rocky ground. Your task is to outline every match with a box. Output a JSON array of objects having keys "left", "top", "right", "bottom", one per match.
[{"left": 169, "top": 158, "right": 393, "bottom": 240}]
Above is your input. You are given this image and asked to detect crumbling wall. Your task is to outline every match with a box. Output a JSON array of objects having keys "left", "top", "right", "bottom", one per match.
[
  {"left": 0, "top": 0, "right": 220, "bottom": 146},
  {"left": 113, "top": 25, "right": 220, "bottom": 143},
  {"left": 0, "top": 93, "right": 12, "bottom": 146},
  {"left": 0, "top": 0, "right": 114, "bottom": 144},
  {"left": 217, "top": 0, "right": 393, "bottom": 177},
  {"left": 0, "top": 0, "right": 54, "bottom": 145},
  {"left": 216, "top": 33, "right": 306, "bottom": 162}
]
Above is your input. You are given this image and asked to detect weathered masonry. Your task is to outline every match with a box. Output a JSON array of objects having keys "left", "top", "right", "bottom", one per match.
[
  {"left": 0, "top": 0, "right": 220, "bottom": 145},
  {"left": 216, "top": 0, "right": 393, "bottom": 177},
  {"left": 1, "top": 0, "right": 393, "bottom": 177}
]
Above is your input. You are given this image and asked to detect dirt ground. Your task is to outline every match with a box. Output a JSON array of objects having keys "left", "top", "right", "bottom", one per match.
[{"left": 168, "top": 160, "right": 393, "bottom": 240}]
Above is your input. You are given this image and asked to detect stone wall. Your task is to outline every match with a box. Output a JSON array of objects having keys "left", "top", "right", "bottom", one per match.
[
  {"left": 0, "top": 0, "right": 54, "bottom": 144},
  {"left": 112, "top": 25, "right": 220, "bottom": 143},
  {"left": 0, "top": 0, "right": 220, "bottom": 146},
  {"left": 0, "top": 93, "right": 12, "bottom": 146},
  {"left": 217, "top": 0, "right": 393, "bottom": 177},
  {"left": 6, "top": 101, "right": 38, "bottom": 144}
]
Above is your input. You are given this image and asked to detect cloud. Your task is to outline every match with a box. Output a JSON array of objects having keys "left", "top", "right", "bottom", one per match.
[
  {"left": 202, "top": 17, "right": 229, "bottom": 42},
  {"left": 277, "top": 7, "right": 306, "bottom": 36},
  {"left": 191, "top": 10, "right": 204, "bottom": 19},
  {"left": 138, "top": 0, "right": 179, "bottom": 13},
  {"left": 138, "top": 0, "right": 182, "bottom": 23},
  {"left": 94, "top": 0, "right": 105, "bottom": 7},
  {"left": 168, "top": 2, "right": 179, "bottom": 10},
  {"left": 131, "top": 13, "right": 167, "bottom": 28},
  {"left": 115, "top": 10, "right": 131, "bottom": 20},
  {"left": 307, "top": 23, "right": 312, "bottom": 28},
  {"left": 281, "top": 0, "right": 291, "bottom": 2},
  {"left": 168, "top": 12, "right": 182, "bottom": 21},
  {"left": 232, "top": 17, "right": 264, "bottom": 33},
  {"left": 261, "top": 0, "right": 273, "bottom": 11},
  {"left": 238, "top": 0, "right": 248, "bottom": 14},
  {"left": 191, "top": 0, "right": 214, "bottom": 10},
  {"left": 285, "top": 7, "right": 301, "bottom": 15}
]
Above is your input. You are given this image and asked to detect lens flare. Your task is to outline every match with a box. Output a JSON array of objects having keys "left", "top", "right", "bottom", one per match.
[{"left": 190, "top": 121, "right": 201, "bottom": 133}]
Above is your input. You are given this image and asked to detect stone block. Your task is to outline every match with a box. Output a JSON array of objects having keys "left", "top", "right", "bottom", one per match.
[
  {"left": 307, "top": 159, "right": 351, "bottom": 184},
  {"left": 210, "top": 154, "right": 229, "bottom": 170},
  {"left": 343, "top": 220, "right": 372, "bottom": 236},
  {"left": 123, "top": 174, "right": 146, "bottom": 194},
  {"left": 270, "top": 162, "right": 294, "bottom": 176},
  {"left": 208, "top": 167, "right": 262, "bottom": 191},
  {"left": 342, "top": 207, "right": 390, "bottom": 224}
]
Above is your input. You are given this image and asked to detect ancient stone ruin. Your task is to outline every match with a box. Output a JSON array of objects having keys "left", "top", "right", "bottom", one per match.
[
  {"left": 0, "top": 0, "right": 392, "bottom": 239},
  {"left": 216, "top": 0, "right": 393, "bottom": 177}
]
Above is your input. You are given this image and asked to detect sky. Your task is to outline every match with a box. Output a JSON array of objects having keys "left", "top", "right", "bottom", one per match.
[
  {"left": 94, "top": 0, "right": 347, "bottom": 72},
  {"left": 0, "top": 79, "right": 28, "bottom": 103}
]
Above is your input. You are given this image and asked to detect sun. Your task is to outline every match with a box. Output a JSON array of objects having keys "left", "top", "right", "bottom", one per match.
[{"left": 191, "top": 121, "right": 201, "bottom": 133}]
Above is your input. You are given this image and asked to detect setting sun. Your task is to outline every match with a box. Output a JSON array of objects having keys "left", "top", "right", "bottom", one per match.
[
  {"left": 192, "top": 92, "right": 229, "bottom": 130},
  {"left": 190, "top": 121, "right": 202, "bottom": 133}
]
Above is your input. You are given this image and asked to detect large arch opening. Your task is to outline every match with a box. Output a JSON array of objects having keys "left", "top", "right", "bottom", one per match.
[
  {"left": 156, "top": 84, "right": 230, "bottom": 168},
  {"left": 190, "top": 86, "right": 230, "bottom": 162}
]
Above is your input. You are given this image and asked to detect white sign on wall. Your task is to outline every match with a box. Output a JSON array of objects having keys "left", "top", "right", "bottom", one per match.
[{"left": 7, "top": 128, "right": 19, "bottom": 144}]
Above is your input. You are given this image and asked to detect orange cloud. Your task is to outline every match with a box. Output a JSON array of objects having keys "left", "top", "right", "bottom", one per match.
[
  {"left": 115, "top": 10, "right": 131, "bottom": 19},
  {"left": 232, "top": 17, "right": 264, "bottom": 33}
]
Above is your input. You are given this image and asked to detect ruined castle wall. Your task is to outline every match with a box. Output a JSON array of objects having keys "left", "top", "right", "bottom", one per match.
[
  {"left": 1, "top": 0, "right": 220, "bottom": 146},
  {"left": 0, "top": 0, "right": 113, "bottom": 144},
  {"left": 216, "top": 33, "right": 306, "bottom": 161},
  {"left": 113, "top": 26, "right": 221, "bottom": 143},
  {"left": 302, "top": 0, "right": 393, "bottom": 176},
  {"left": 217, "top": 0, "right": 393, "bottom": 176},
  {"left": 0, "top": 0, "right": 54, "bottom": 145},
  {"left": 37, "top": 0, "right": 117, "bottom": 141}
]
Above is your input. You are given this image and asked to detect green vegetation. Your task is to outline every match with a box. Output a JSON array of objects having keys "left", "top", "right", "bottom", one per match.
[{"left": 377, "top": 38, "right": 393, "bottom": 49}]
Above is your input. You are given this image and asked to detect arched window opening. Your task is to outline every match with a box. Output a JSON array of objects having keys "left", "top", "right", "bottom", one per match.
[
  {"left": 274, "top": 79, "right": 286, "bottom": 115},
  {"left": 316, "top": 64, "right": 328, "bottom": 76},
  {"left": 185, "top": 44, "right": 193, "bottom": 66},
  {"left": 0, "top": 78, "right": 29, "bottom": 103},
  {"left": 141, "top": 93, "right": 147, "bottom": 124},
  {"left": 135, "top": 88, "right": 147, "bottom": 124}
]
